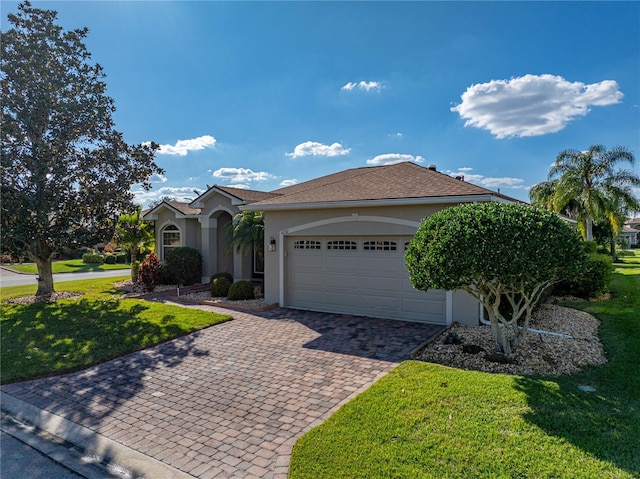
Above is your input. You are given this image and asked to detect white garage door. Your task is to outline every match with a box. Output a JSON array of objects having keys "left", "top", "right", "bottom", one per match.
[{"left": 286, "top": 236, "right": 446, "bottom": 324}]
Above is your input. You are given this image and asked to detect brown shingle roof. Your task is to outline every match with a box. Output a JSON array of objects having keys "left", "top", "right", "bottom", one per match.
[
  {"left": 162, "top": 201, "right": 201, "bottom": 216},
  {"left": 254, "top": 162, "right": 509, "bottom": 208},
  {"left": 215, "top": 186, "right": 281, "bottom": 203}
]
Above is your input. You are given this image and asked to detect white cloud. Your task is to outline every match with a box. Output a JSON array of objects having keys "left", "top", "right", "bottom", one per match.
[
  {"left": 366, "top": 153, "right": 425, "bottom": 166},
  {"left": 451, "top": 74, "right": 623, "bottom": 138},
  {"left": 279, "top": 179, "right": 299, "bottom": 187},
  {"left": 213, "top": 167, "right": 275, "bottom": 183},
  {"left": 286, "top": 141, "right": 351, "bottom": 158},
  {"left": 132, "top": 186, "right": 203, "bottom": 207},
  {"left": 150, "top": 173, "right": 167, "bottom": 183},
  {"left": 152, "top": 135, "right": 217, "bottom": 156},
  {"left": 341, "top": 81, "right": 383, "bottom": 92},
  {"left": 445, "top": 168, "right": 526, "bottom": 190},
  {"left": 226, "top": 183, "right": 250, "bottom": 189}
]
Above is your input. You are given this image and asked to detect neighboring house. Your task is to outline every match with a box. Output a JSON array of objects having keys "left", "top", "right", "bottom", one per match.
[
  {"left": 144, "top": 162, "right": 519, "bottom": 326},
  {"left": 619, "top": 217, "right": 640, "bottom": 248}
]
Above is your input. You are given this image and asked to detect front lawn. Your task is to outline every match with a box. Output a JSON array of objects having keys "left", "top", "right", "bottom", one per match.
[
  {"left": 0, "top": 276, "right": 232, "bottom": 383},
  {"left": 290, "top": 250, "right": 640, "bottom": 479},
  {"left": 3, "top": 259, "right": 130, "bottom": 274}
]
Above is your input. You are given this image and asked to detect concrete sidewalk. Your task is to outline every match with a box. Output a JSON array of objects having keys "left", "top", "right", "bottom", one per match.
[{"left": 2, "top": 305, "right": 442, "bottom": 478}]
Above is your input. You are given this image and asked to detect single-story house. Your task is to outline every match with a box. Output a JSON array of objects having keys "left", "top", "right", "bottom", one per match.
[
  {"left": 619, "top": 217, "right": 640, "bottom": 248},
  {"left": 143, "top": 162, "right": 519, "bottom": 326}
]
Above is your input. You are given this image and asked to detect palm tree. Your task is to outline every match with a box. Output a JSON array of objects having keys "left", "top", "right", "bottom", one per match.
[
  {"left": 544, "top": 145, "right": 639, "bottom": 241},
  {"left": 601, "top": 180, "right": 640, "bottom": 260},
  {"left": 225, "top": 210, "right": 265, "bottom": 261},
  {"left": 529, "top": 180, "right": 558, "bottom": 211},
  {"left": 530, "top": 180, "right": 584, "bottom": 235},
  {"left": 114, "top": 206, "right": 155, "bottom": 281}
]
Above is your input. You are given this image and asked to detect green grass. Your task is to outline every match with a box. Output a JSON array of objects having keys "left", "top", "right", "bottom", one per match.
[
  {"left": 0, "top": 276, "right": 232, "bottom": 383},
  {"left": 3, "top": 259, "right": 130, "bottom": 274},
  {"left": 290, "top": 250, "right": 640, "bottom": 479}
]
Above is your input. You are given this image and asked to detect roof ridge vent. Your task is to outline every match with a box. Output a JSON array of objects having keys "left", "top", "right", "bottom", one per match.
[{"left": 427, "top": 164, "right": 437, "bottom": 171}]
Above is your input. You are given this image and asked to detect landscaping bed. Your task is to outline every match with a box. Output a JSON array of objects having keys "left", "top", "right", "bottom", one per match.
[
  {"left": 114, "top": 279, "right": 278, "bottom": 312},
  {"left": 414, "top": 301, "right": 607, "bottom": 376}
]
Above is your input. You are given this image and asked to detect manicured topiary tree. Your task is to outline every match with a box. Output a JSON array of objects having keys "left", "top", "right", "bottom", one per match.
[{"left": 405, "top": 202, "right": 584, "bottom": 354}]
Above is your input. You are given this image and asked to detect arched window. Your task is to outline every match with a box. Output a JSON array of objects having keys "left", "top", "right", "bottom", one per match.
[{"left": 162, "top": 224, "right": 181, "bottom": 260}]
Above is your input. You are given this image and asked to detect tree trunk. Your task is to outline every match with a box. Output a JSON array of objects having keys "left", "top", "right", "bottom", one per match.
[
  {"left": 610, "top": 237, "right": 617, "bottom": 261},
  {"left": 130, "top": 245, "right": 140, "bottom": 281},
  {"left": 586, "top": 218, "right": 593, "bottom": 241},
  {"left": 27, "top": 241, "right": 55, "bottom": 296}
]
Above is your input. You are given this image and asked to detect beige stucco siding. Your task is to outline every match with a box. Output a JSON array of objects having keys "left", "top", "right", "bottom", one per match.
[{"left": 153, "top": 210, "right": 200, "bottom": 260}]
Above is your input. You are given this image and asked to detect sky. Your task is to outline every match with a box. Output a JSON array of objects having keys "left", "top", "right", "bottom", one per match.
[{"left": 3, "top": 1, "right": 639, "bottom": 207}]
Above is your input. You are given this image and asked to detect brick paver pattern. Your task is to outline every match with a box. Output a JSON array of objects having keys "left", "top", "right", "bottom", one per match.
[{"left": 3, "top": 306, "right": 442, "bottom": 478}]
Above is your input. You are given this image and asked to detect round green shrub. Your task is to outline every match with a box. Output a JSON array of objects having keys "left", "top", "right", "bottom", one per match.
[
  {"left": 164, "top": 247, "right": 202, "bottom": 285},
  {"left": 211, "top": 272, "right": 233, "bottom": 283},
  {"left": 116, "top": 252, "right": 130, "bottom": 264},
  {"left": 104, "top": 254, "right": 117, "bottom": 264},
  {"left": 227, "top": 280, "right": 255, "bottom": 301},
  {"left": 553, "top": 253, "right": 613, "bottom": 298},
  {"left": 82, "top": 253, "right": 104, "bottom": 264},
  {"left": 211, "top": 277, "right": 232, "bottom": 297},
  {"left": 158, "top": 264, "right": 177, "bottom": 285},
  {"left": 583, "top": 240, "right": 598, "bottom": 255}
]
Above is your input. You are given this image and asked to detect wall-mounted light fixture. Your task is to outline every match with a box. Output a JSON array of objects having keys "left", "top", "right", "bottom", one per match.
[{"left": 268, "top": 237, "right": 276, "bottom": 252}]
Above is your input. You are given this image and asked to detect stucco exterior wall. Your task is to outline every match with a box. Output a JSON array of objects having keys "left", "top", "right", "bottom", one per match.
[{"left": 153, "top": 210, "right": 200, "bottom": 261}]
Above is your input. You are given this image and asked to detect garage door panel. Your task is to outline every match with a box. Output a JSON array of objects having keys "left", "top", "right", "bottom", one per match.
[
  {"left": 402, "top": 297, "right": 445, "bottom": 315},
  {"left": 287, "top": 236, "right": 446, "bottom": 324},
  {"left": 361, "top": 294, "right": 402, "bottom": 311},
  {"left": 293, "top": 271, "right": 324, "bottom": 288},
  {"left": 323, "top": 257, "right": 359, "bottom": 272},
  {"left": 357, "top": 256, "right": 399, "bottom": 276},
  {"left": 324, "top": 274, "right": 362, "bottom": 290},
  {"left": 357, "top": 276, "right": 402, "bottom": 293}
]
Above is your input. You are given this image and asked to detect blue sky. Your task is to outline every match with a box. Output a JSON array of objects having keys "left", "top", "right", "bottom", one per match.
[{"left": 4, "top": 1, "right": 639, "bottom": 207}]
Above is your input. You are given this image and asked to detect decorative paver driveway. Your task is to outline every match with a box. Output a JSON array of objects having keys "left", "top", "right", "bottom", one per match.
[{"left": 2, "top": 306, "right": 443, "bottom": 478}]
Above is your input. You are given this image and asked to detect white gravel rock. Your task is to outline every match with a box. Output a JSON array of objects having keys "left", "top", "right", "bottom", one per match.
[{"left": 415, "top": 302, "right": 607, "bottom": 377}]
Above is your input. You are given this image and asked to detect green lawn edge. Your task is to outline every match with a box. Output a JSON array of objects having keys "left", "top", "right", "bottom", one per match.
[
  {"left": 3, "top": 259, "right": 130, "bottom": 274},
  {"left": 289, "top": 250, "right": 640, "bottom": 479},
  {"left": 0, "top": 276, "right": 232, "bottom": 384}
]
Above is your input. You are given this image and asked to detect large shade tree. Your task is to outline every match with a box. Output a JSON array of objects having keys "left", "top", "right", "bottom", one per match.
[
  {"left": 405, "top": 202, "right": 584, "bottom": 355},
  {"left": 1, "top": 2, "right": 162, "bottom": 295},
  {"left": 531, "top": 145, "right": 639, "bottom": 241}
]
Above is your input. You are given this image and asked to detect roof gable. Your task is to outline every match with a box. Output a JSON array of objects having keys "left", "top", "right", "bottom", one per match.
[
  {"left": 190, "top": 185, "right": 279, "bottom": 208},
  {"left": 142, "top": 200, "right": 201, "bottom": 220}
]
